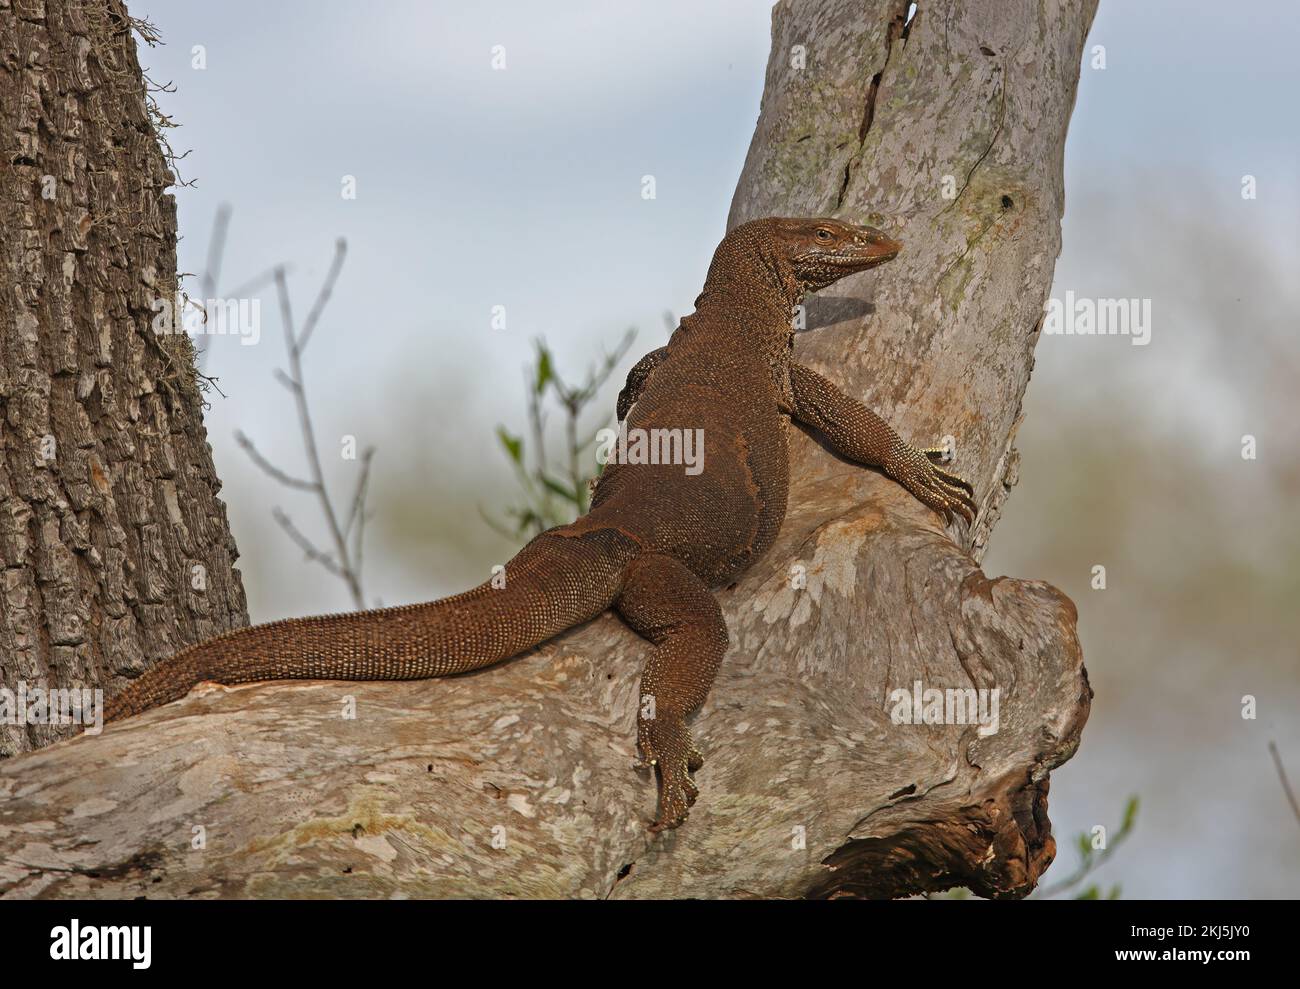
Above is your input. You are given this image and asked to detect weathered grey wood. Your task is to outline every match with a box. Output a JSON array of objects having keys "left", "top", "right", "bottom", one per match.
[
  {"left": 0, "top": 0, "right": 248, "bottom": 757},
  {"left": 0, "top": 0, "right": 1095, "bottom": 899}
]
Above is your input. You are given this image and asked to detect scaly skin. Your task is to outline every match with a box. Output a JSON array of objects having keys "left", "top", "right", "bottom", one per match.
[{"left": 104, "top": 217, "right": 977, "bottom": 832}]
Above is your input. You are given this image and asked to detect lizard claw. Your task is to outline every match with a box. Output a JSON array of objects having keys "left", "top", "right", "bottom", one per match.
[
  {"left": 888, "top": 443, "right": 979, "bottom": 527},
  {"left": 637, "top": 711, "right": 703, "bottom": 832}
]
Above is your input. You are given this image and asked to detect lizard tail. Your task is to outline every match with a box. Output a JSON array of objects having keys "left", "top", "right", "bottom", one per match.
[{"left": 104, "top": 527, "right": 640, "bottom": 723}]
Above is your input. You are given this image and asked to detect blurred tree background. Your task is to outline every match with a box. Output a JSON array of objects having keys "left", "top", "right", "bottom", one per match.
[{"left": 984, "top": 177, "right": 1300, "bottom": 897}]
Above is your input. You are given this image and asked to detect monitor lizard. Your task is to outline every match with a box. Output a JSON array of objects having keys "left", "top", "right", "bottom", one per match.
[{"left": 103, "top": 217, "right": 977, "bottom": 831}]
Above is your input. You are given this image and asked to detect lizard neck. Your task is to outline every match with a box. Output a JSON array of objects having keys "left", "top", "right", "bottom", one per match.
[{"left": 685, "top": 226, "right": 804, "bottom": 364}]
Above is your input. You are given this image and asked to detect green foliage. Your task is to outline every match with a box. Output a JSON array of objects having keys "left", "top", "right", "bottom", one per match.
[
  {"left": 495, "top": 426, "right": 523, "bottom": 466},
  {"left": 484, "top": 329, "right": 637, "bottom": 540},
  {"left": 1035, "top": 795, "right": 1139, "bottom": 900}
]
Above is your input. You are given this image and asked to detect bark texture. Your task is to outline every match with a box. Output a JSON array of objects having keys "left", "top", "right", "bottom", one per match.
[
  {"left": 0, "top": 0, "right": 248, "bottom": 756},
  {"left": 0, "top": 0, "right": 1095, "bottom": 899}
]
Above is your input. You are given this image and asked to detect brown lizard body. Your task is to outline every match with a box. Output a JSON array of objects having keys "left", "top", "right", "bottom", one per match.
[{"left": 105, "top": 217, "right": 977, "bottom": 831}]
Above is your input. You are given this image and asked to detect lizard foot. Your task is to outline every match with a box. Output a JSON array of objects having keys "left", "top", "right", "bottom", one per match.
[
  {"left": 636, "top": 711, "right": 703, "bottom": 832},
  {"left": 887, "top": 443, "right": 979, "bottom": 525}
]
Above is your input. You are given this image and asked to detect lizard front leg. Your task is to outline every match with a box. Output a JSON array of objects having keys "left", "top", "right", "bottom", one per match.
[
  {"left": 616, "top": 346, "right": 669, "bottom": 422},
  {"left": 788, "top": 361, "right": 978, "bottom": 524},
  {"left": 615, "top": 553, "right": 728, "bottom": 832}
]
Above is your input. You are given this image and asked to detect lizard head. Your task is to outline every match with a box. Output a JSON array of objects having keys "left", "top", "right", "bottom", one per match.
[
  {"left": 698, "top": 217, "right": 903, "bottom": 316},
  {"left": 772, "top": 217, "right": 903, "bottom": 293}
]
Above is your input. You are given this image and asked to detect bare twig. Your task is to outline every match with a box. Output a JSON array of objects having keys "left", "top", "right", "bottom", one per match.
[
  {"left": 192, "top": 205, "right": 283, "bottom": 372},
  {"left": 344, "top": 446, "right": 377, "bottom": 585},
  {"left": 272, "top": 508, "right": 342, "bottom": 577},
  {"left": 526, "top": 364, "right": 552, "bottom": 523},
  {"left": 193, "top": 369, "right": 227, "bottom": 400},
  {"left": 270, "top": 244, "right": 364, "bottom": 607},
  {"left": 296, "top": 240, "right": 347, "bottom": 353},
  {"left": 190, "top": 205, "right": 229, "bottom": 372},
  {"left": 140, "top": 70, "right": 194, "bottom": 187},
  {"left": 343, "top": 447, "right": 376, "bottom": 539},
  {"left": 225, "top": 267, "right": 281, "bottom": 303},
  {"left": 1268, "top": 741, "right": 1300, "bottom": 830},
  {"left": 201, "top": 203, "right": 232, "bottom": 306},
  {"left": 233, "top": 430, "right": 317, "bottom": 492},
  {"left": 234, "top": 239, "right": 375, "bottom": 608},
  {"left": 127, "top": 14, "right": 164, "bottom": 47}
]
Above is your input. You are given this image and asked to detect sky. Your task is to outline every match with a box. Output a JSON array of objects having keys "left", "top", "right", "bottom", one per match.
[{"left": 131, "top": 0, "right": 1299, "bottom": 897}]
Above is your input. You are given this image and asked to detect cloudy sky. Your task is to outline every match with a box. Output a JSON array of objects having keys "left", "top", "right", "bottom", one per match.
[{"left": 133, "top": 0, "right": 1299, "bottom": 897}]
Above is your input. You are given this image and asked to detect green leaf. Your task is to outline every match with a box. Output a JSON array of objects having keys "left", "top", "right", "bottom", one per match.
[
  {"left": 1076, "top": 885, "right": 1101, "bottom": 900},
  {"left": 1121, "top": 795, "right": 1139, "bottom": 833},
  {"left": 541, "top": 473, "right": 579, "bottom": 504},
  {"left": 1076, "top": 833, "right": 1094, "bottom": 859},
  {"left": 534, "top": 345, "right": 554, "bottom": 395},
  {"left": 507, "top": 507, "right": 542, "bottom": 536},
  {"left": 496, "top": 426, "right": 523, "bottom": 465}
]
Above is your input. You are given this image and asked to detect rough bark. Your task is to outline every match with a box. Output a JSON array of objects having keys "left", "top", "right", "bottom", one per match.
[
  {"left": 0, "top": 0, "right": 248, "bottom": 757},
  {"left": 0, "top": 0, "right": 1094, "bottom": 899}
]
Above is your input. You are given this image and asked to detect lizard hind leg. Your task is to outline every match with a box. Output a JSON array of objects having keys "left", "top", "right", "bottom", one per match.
[{"left": 615, "top": 554, "right": 729, "bottom": 832}]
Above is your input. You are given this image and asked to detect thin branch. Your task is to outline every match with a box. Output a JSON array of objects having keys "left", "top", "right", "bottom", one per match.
[
  {"left": 565, "top": 403, "right": 582, "bottom": 512},
  {"left": 273, "top": 252, "right": 364, "bottom": 608},
  {"left": 1036, "top": 796, "right": 1138, "bottom": 899},
  {"left": 193, "top": 205, "right": 285, "bottom": 373},
  {"left": 233, "top": 430, "right": 318, "bottom": 492},
  {"left": 345, "top": 447, "right": 377, "bottom": 583},
  {"left": 343, "top": 447, "right": 376, "bottom": 540},
  {"left": 526, "top": 364, "right": 553, "bottom": 524},
  {"left": 1268, "top": 741, "right": 1300, "bottom": 830},
  {"left": 274, "top": 265, "right": 296, "bottom": 351},
  {"left": 194, "top": 368, "right": 227, "bottom": 400},
  {"left": 477, "top": 504, "right": 526, "bottom": 541},
  {"left": 127, "top": 14, "right": 164, "bottom": 46},
  {"left": 272, "top": 508, "right": 342, "bottom": 577},
  {"left": 233, "top": 241, "right": 374, "bottom": 608},
  {"left": 225, "top": 267, "right": 281, "bottom": 303},
  {"left": 201, "top": 203, "right": 232, "bottom": 305},
  {"left": 296, "top": 239, "right": 347, "bottom": 353}
]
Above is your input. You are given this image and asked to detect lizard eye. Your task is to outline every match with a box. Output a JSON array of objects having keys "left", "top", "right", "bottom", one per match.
[{"left": 815, "top": 228, "right": 833, "bottom": 242}]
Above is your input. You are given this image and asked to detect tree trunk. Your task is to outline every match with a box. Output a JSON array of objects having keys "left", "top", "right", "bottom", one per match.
[
  {"left": 0, "top": 0, "right": 1094, "bottom": 899},
  {"left": 0, "top": 0, "right": 248, "bottom": 757}
]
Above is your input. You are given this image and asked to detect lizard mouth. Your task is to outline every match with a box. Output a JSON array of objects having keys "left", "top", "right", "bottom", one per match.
[
  {"left": 829, "top": 247, "right": 899, "bottom": 270},
  {"left": 862, "top": 249, "right": 899, "bottom": 266},
  {"left": 794, "top": 234, "right": 902, "bottom": 286},
  {"left": 861, "top": 234, "right": 903, "bottom": 264},
  {"left": 833, "top": 235, "right": 903, "bottom": 271}
]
